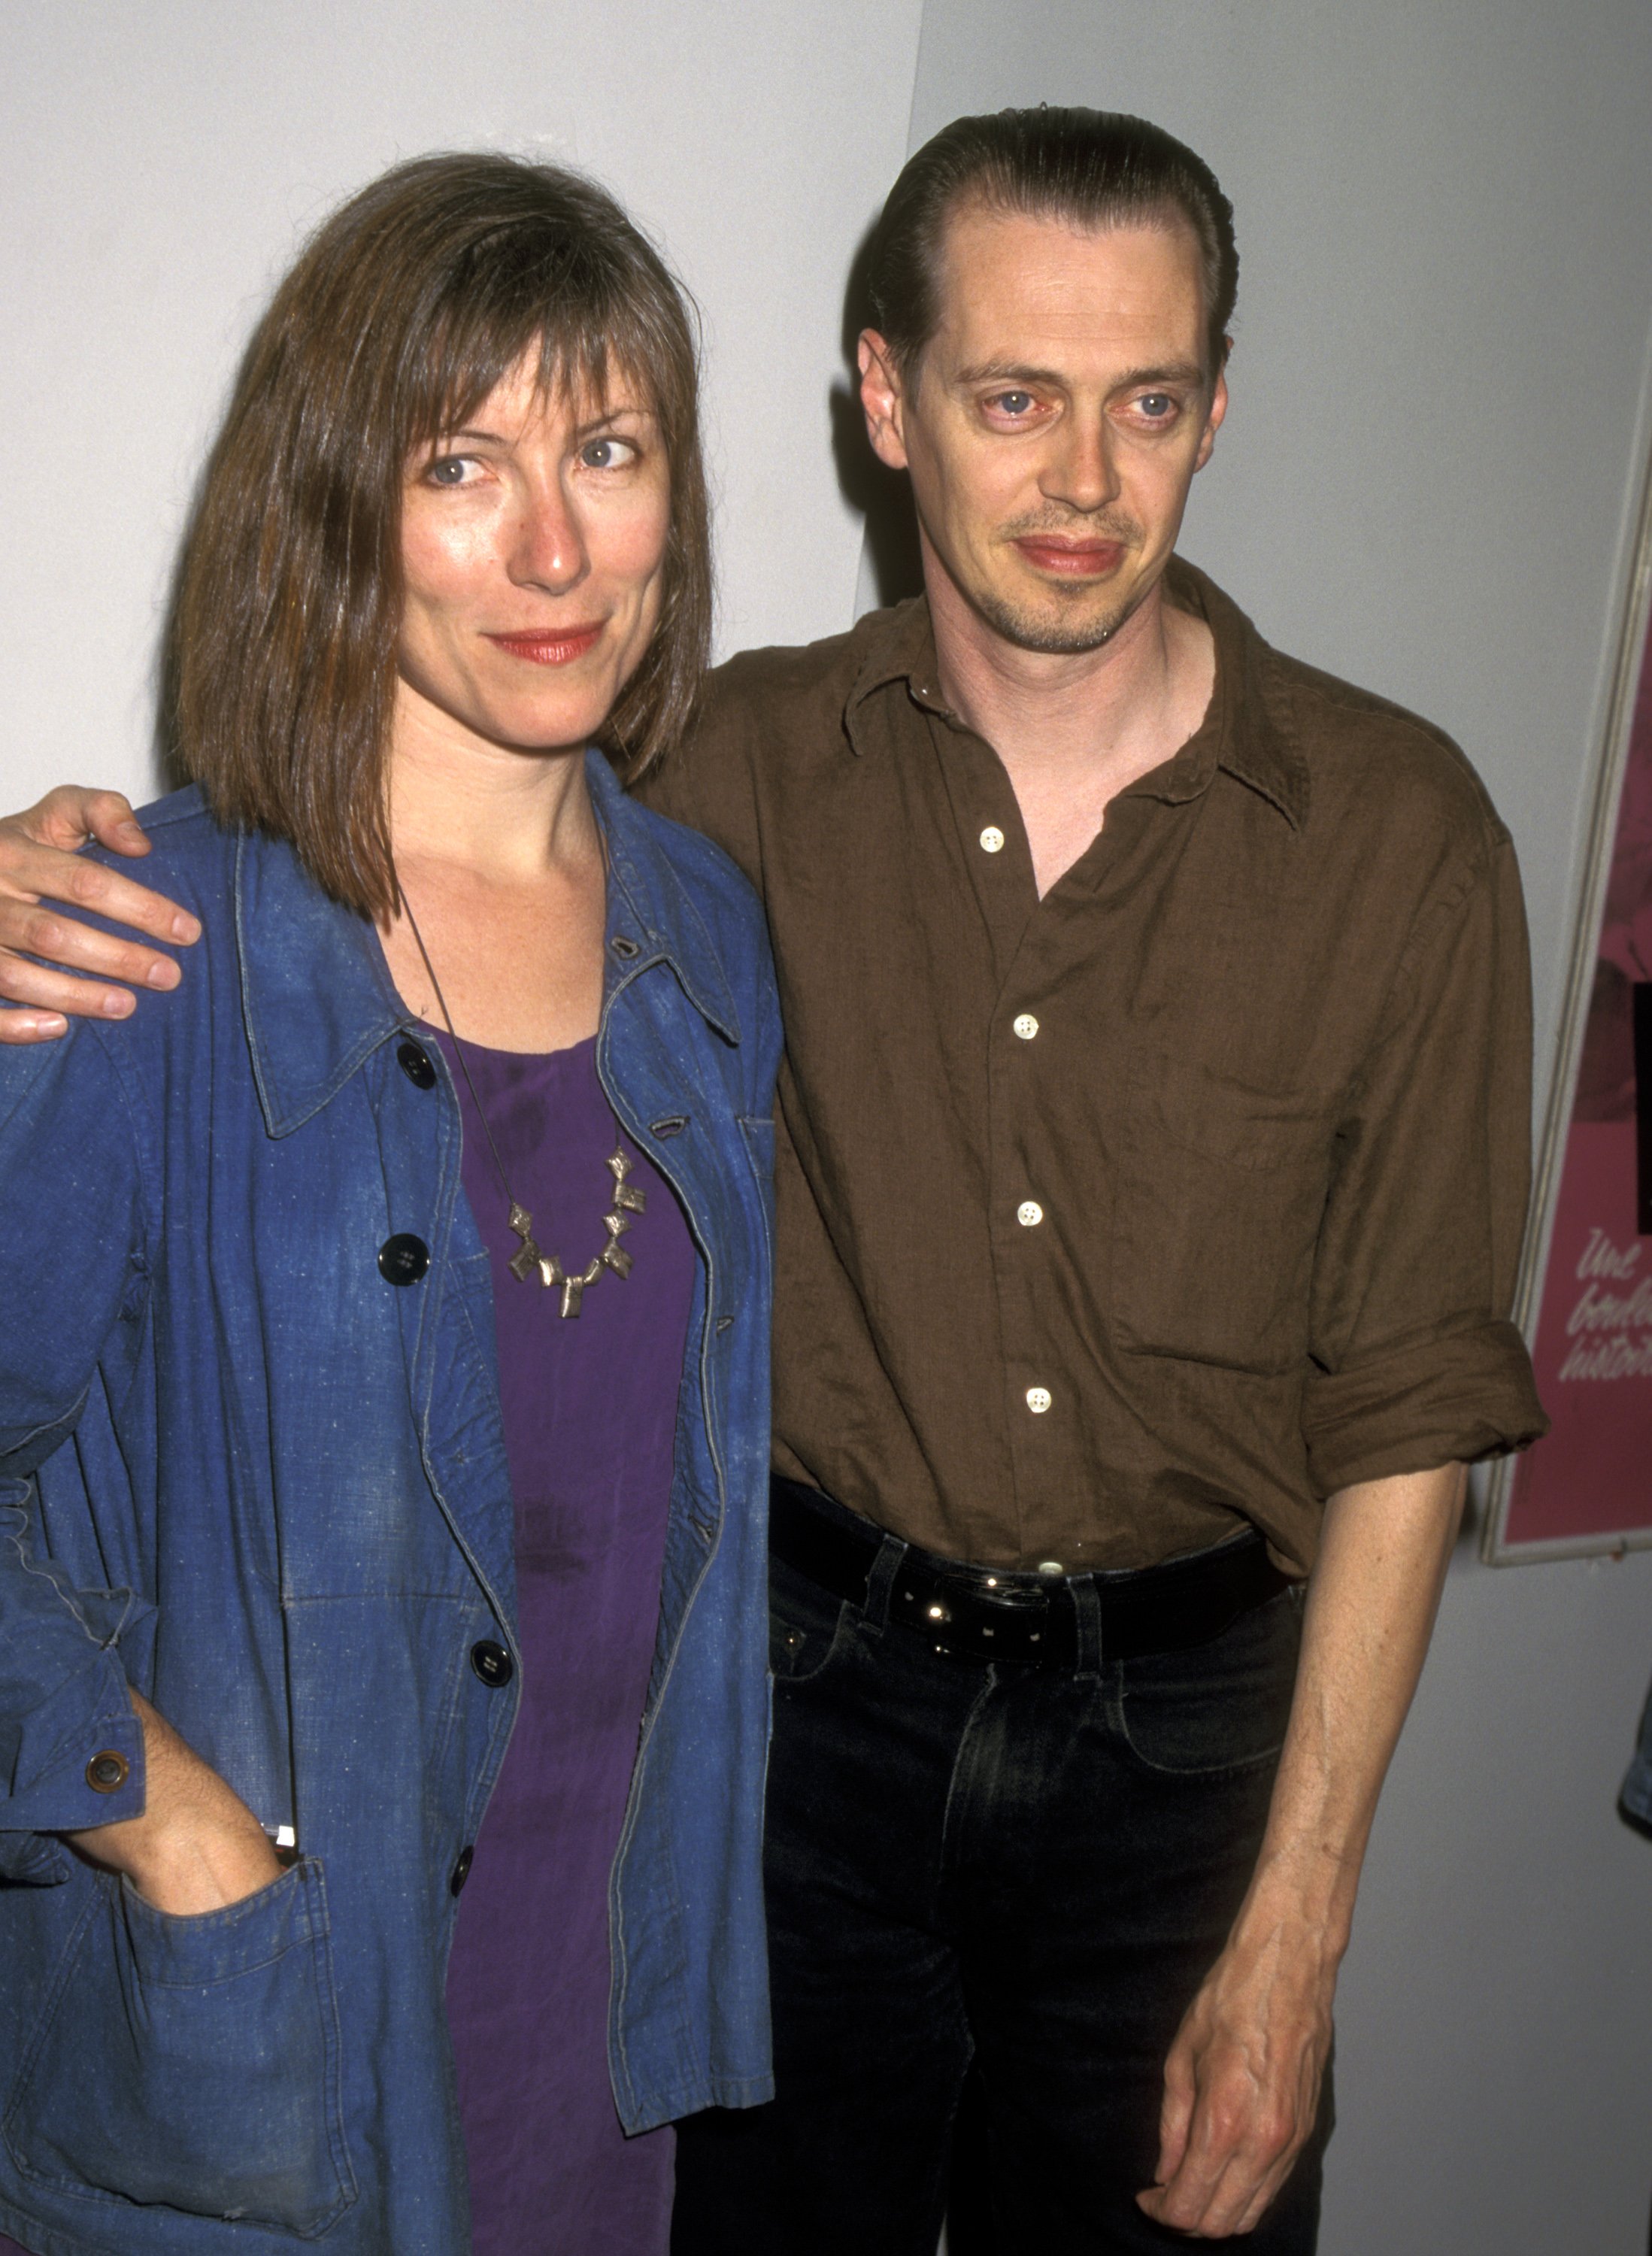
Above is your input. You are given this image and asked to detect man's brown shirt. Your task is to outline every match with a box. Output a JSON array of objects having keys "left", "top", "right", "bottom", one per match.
[{"left": 639, "top": 559, "right": 1547, "bottom": 1575}]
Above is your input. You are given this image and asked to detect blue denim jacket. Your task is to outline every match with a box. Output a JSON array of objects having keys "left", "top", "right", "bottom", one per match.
[{"left": 0, "top": 755, "right": 780, "bottom": 2255}]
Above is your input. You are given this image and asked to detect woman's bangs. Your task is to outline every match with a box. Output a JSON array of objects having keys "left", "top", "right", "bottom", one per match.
[{"left": 405, "top": 274, "right": 666, "bottom": 456}]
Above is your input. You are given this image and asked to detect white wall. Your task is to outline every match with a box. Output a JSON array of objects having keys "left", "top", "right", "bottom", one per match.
[
  {"left": 904, "top": 6, "right": 1652, "bottom": 2251},
  {"left": 0, "top": 0, "right": 924, "bottom": 811}
]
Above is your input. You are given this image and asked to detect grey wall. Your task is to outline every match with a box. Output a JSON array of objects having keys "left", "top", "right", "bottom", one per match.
[
  {"left": 905, "top": 6, "right": 1652, "bottom": 2251},
  {"left": 5, "top": 3, "right": 1652, "bottom": 2248}
]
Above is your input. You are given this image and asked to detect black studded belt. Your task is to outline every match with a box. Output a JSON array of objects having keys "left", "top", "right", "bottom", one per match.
[{"left": 769, "top": 1477, "right": 1291, "bottom": 1669}]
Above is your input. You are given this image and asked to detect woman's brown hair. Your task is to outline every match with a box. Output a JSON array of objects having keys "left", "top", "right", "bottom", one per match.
[{"left": 170, "top": 152, "right": 711, "bottom": 921}]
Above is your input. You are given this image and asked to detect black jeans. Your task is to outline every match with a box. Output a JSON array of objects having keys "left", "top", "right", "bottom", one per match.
[{"left": 673, "top": 1516, "right": 1330, "bottom": 2256}]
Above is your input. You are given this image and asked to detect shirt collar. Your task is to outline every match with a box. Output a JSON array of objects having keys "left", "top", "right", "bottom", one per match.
[
  {"left": 842, "top": 557, "right": 1309, "bottom": 831},
  {"left": 238, "top": 748, "right": 739, "bottom": 1139}
]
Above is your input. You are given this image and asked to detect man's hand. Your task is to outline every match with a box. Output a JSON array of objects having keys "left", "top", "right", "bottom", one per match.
[
  {"left": 0, "top": 787, "right": 199, "bottom": 1043},
  {"left": 1137, "top": 1463, "right": 1466, "bottom": 2236},
  {"left": 1138, "top": 1887, "right": 1335, "bottom": 2236},
  {"left": 66, "top": 1689, "right": 283, "bottom": 1916}
]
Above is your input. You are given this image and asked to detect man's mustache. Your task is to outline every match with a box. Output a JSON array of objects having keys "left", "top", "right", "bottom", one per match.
[{"left": 999, "top": 512, "right": 1144, "bottom": 547}]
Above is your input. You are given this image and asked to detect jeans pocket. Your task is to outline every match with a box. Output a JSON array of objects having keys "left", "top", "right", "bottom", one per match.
[
  {"left": 1115, "top": 1588, "right": 1302, "bottom": 1777},
  {"left": 768, "top": 1556, "right": 853, "bottom": 1687},
  {"left": 4, "top": 1857, "right": 355, "bottom": 2237}
]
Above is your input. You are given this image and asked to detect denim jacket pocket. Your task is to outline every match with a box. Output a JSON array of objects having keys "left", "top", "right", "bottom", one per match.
[
  {"left": 1111, "top": 1050, "right": 1332, "bottom": 1375},
  {"left": 4, "top": 1857, "right": 355, "bottom": 2236}
]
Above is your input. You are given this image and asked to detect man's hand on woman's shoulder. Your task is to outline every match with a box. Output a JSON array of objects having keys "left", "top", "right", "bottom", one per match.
[{"left": 0, "top": 787, "right": 199, "bottom": 1042}]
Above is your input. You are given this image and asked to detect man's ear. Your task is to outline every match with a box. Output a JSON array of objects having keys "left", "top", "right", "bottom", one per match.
[
  {"left": 1193, "top": 352, "right": 1230, "bottom": 475},
  {"left": 857, "top": 329, "right": 910, "bottom": 472}
]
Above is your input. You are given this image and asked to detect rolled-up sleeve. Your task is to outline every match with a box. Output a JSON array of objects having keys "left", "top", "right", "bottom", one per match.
[
  {"left": 0, "top": 1029, "right": 153, "bottom": 1872},
  {"left": 1302, "top": 828, "right": 1549, "bottom": 1494}
]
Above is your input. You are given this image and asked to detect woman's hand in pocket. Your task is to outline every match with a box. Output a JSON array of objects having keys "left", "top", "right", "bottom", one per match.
[{"left": 65, "top": 1689, "right": 284, "bottom": 1914}]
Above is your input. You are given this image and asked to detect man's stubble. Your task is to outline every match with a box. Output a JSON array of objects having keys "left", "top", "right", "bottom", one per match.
[{"left": 965, "top": 510, "right": 1153, "bottom": 656}]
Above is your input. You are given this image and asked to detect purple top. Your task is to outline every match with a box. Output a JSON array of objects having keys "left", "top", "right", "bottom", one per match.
[{"left": 434, "top": 1028, "right": 696, "bottom": 2256}]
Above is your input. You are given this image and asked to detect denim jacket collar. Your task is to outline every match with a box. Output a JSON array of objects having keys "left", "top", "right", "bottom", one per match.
[
  {"left": 238, "top": 750, "right": 741, "bottom": 1140},
  {"left": 587, "top": 751, "right": 742, "bottom": 1044}
]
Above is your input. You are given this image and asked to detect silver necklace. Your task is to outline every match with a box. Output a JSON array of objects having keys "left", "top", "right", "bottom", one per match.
[{"left": 401, "top": 902, "right": 644, "bottom": 1319}]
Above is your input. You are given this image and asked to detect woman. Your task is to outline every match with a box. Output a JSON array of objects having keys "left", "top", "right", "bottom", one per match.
[{"left": 0, "top": 155, "right": 778, "bottom": 2256}]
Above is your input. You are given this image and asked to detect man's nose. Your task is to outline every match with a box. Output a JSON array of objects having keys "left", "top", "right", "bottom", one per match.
[
  {"left": 508, "top": 478, "right": 589, "bottom": 593},
  {"left": 1041, "top": 417, "right": 1120, "bottom": 515}
]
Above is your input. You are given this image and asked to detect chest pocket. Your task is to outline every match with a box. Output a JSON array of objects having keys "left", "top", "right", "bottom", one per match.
[{"left": 1111, "top": 1050, "right": 1334, "bottom": 1375}]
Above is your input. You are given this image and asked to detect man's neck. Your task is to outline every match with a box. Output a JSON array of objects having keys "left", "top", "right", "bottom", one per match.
[{"left": 927, "top": 560, "right": 1216, "bottom": 898}]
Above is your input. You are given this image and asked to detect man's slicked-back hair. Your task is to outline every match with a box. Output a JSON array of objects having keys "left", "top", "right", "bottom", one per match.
[
  {"left": 866, "top": 107, "right": 1238, "bottom": 384},
  {"left": 171, "top": 152, "right": 711, "bottom": 923}
]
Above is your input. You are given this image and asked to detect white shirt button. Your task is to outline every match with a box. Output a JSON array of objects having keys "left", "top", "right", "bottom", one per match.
[
  {"left": 1017, "top": 1200, "right": 1044, "bottom": 1227},
  {"left": 979, "top": 826, "right": 1005, "bottom": 854},
  {"left": 1037, "top": 1560, "right": 1065, "bottom": 1577},
  {"left": 1013, "top": 1013, "right": 1039, "bottom": 1041},
  {"left": 1026, "top": 1386, "right": 1052, "bottom": 1414}
]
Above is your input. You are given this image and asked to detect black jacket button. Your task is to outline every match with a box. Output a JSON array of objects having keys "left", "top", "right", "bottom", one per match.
[
  {"left": 470, "top": 1639, "right": 514, "bottom": 1688},
  {"left": 86, "top": 1749, "right": 130, "bottom": 1793},
  {"left": 397, "top": 1039, "right": 438, "bottom": 1090},
  {"left": 378, "top": 1234, "right": 430, "bottom": 1286},
  {"left": 450, "top": 1845, "right": 474, "bottom": 1896}
]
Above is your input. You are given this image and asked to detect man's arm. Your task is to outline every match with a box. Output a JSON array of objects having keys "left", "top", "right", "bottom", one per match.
[
  {"left": 1138, "top": 814, "right": 1544, "bottom": 2236},
  {"left": 1136, "top": 1459, "right": 1465, "bottom": 2239},
  {"left": 0, "top": 787, "right": 199, "bottom": 1041}
]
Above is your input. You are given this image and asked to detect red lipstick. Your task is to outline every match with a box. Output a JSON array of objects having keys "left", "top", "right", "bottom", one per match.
[
  {"left": 485, "top": 625, "right": 603, "bottom": 666},
  {"left": 1013, "top": 538, "right": 1125, "bottom": 578}
]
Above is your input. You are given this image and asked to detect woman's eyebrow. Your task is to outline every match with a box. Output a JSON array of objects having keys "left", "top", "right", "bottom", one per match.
[
  {"left": 429, "top": 404, "right": 654, "bottom": 447},
  {"left": 571, "top": 402, "right": 652, "bottom": 438}
]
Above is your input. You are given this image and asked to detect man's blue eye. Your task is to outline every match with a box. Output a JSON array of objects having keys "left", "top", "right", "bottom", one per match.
[
  {"left": 1140, "top": 394, "right": 1175, "bottom": 418},
  {"left": 996, "top": 392, "right": 1034, "bottom": 416}
]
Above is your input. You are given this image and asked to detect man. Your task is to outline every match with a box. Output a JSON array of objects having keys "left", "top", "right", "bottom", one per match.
[{"left": 0, "top": 110, "right": 1545, "bottom": 2251}]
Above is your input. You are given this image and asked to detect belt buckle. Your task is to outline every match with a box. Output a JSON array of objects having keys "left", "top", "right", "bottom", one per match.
[
  {"left": 975, "top": 1574, "right": 1049, "bottom": 1612},
  {"left": 922, "top": 1569, "right": 1051, "bottom": 1663}
]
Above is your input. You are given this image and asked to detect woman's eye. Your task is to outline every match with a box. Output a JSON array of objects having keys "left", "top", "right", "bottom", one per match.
[
  {"left": 580, "top": 436, "right": 637, "bottom": 470},
  {"left": 424, "top": 454, "right": 480, "bottom": 487}
]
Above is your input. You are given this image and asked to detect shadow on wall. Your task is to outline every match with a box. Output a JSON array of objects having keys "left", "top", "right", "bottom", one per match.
[{"left": 830, "top": 219, "right": 925, "bottom": 611}]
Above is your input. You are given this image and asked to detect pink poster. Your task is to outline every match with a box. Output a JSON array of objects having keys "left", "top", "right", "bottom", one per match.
[{"left": 1493, "top": 596, "right": 1652, "bottom": 1556}]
